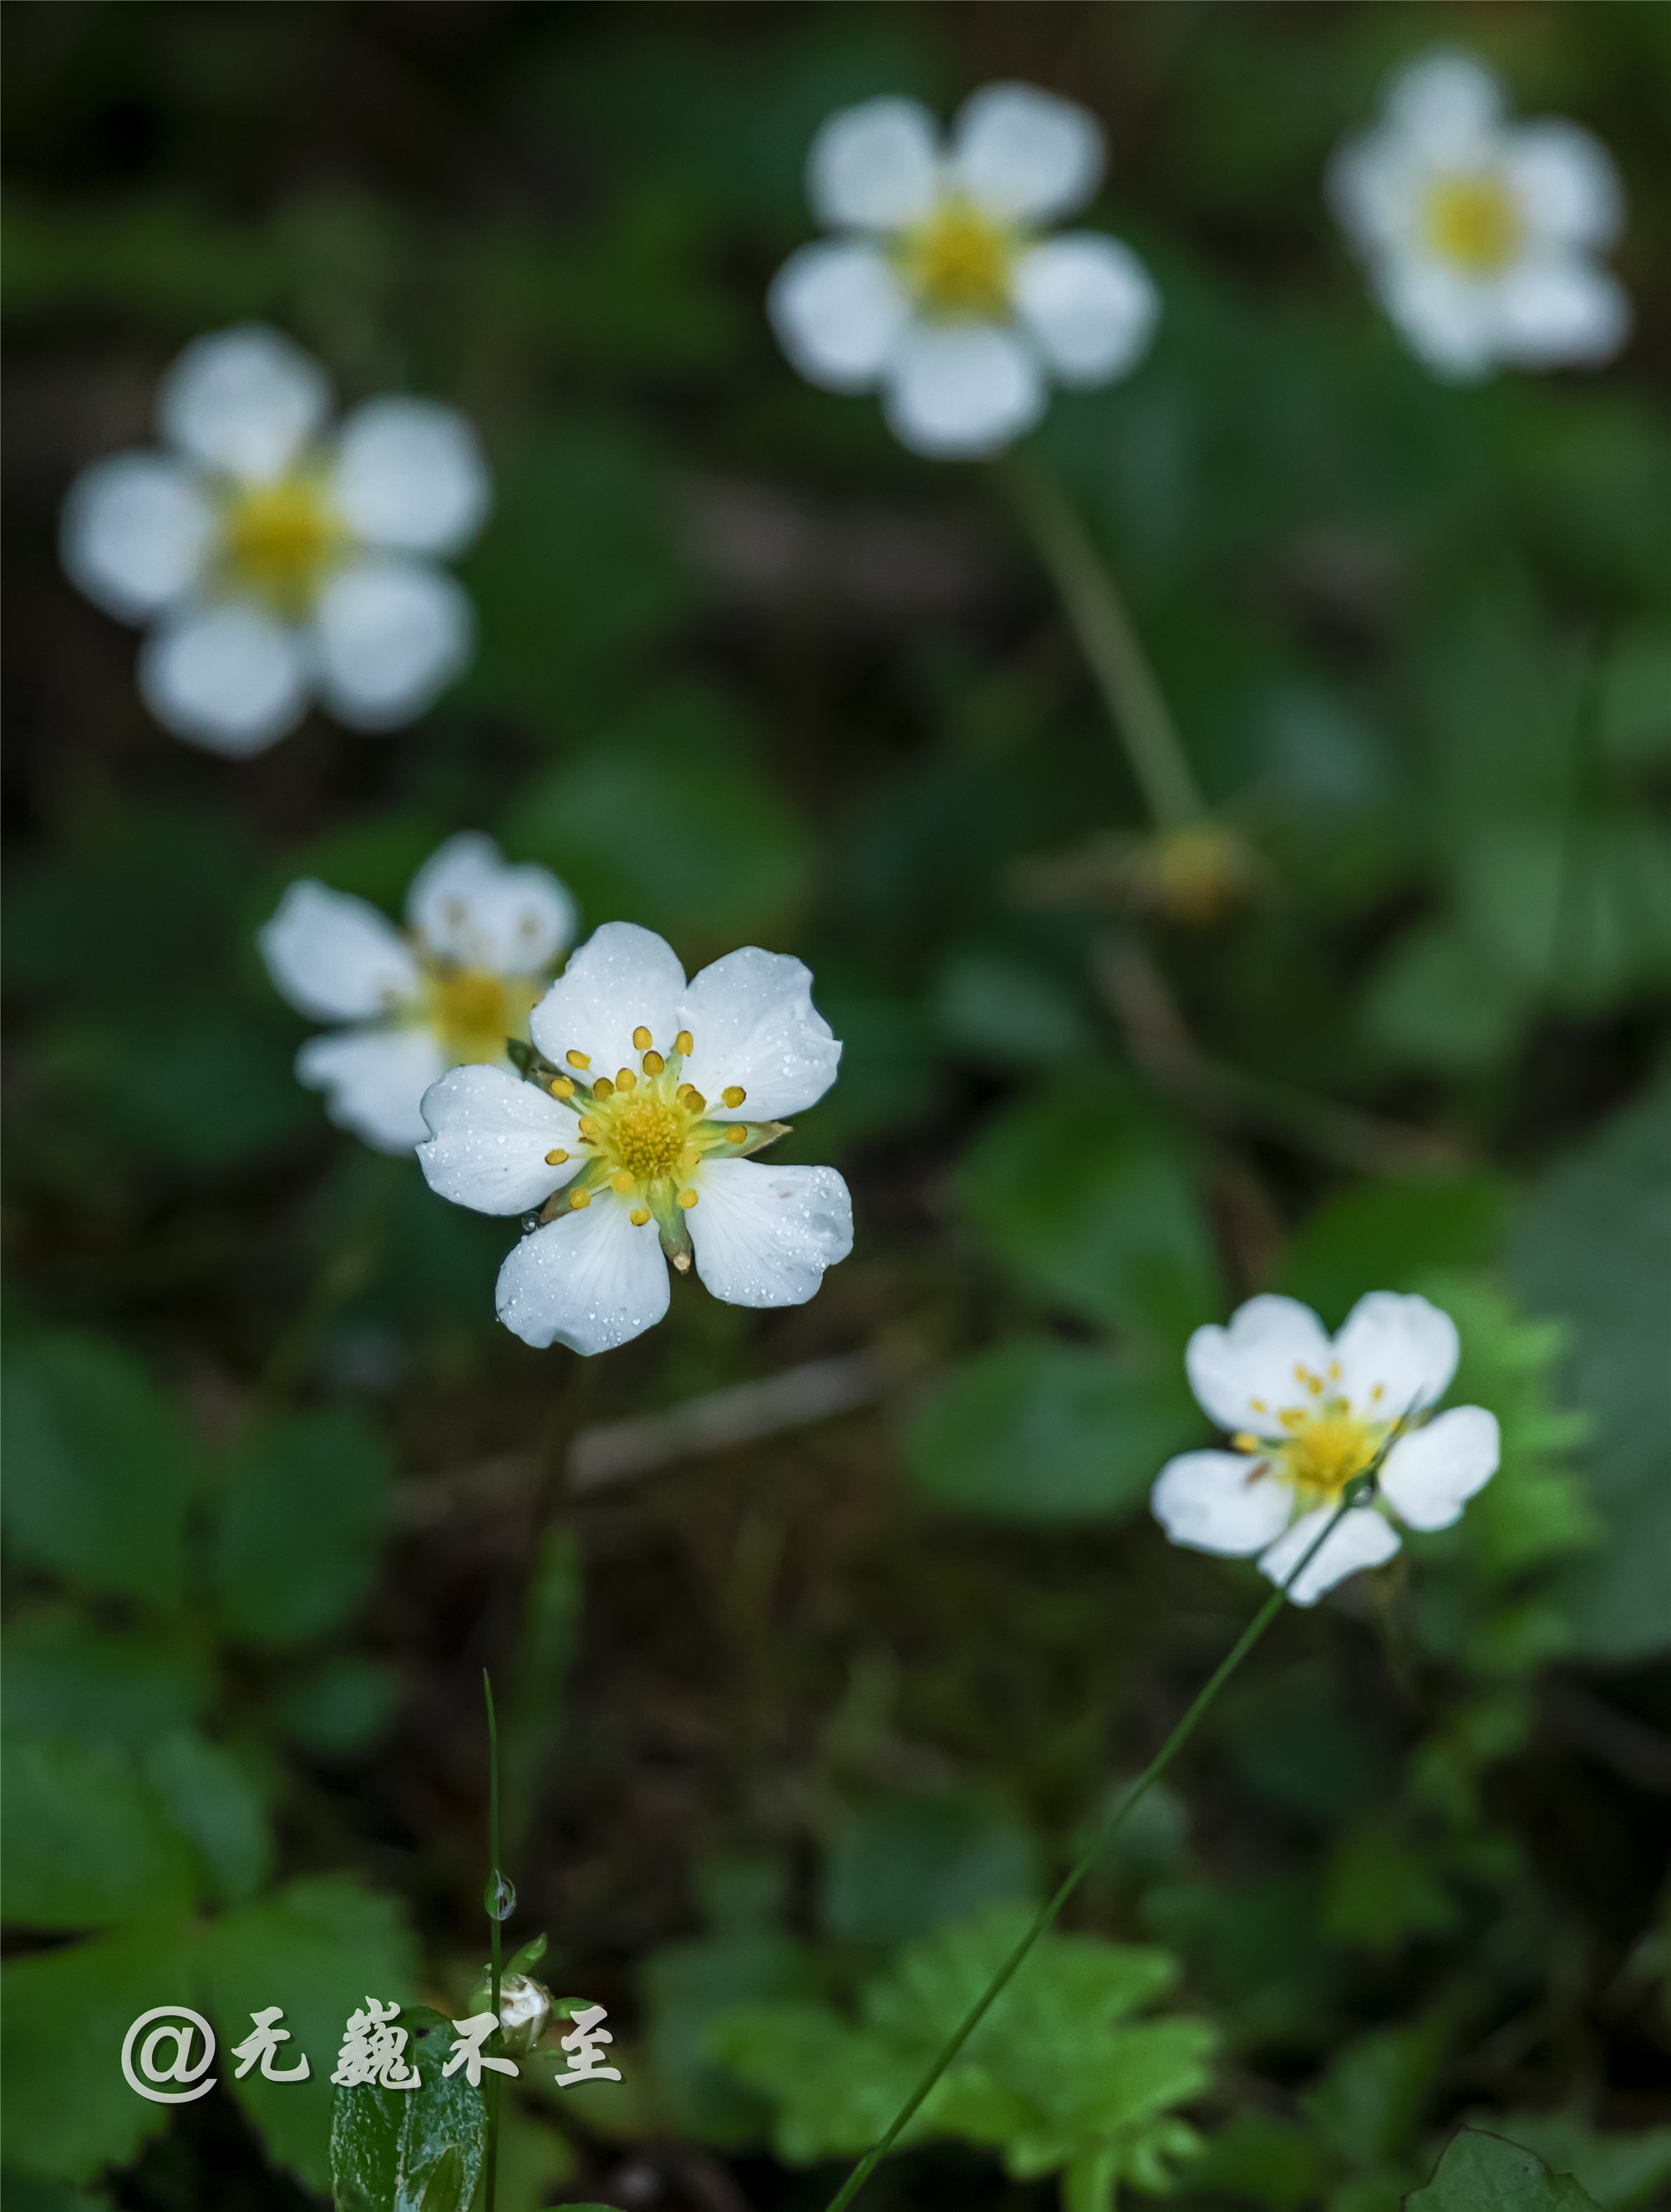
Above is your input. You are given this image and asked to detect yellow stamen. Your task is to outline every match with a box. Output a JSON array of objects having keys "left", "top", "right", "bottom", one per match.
[
  {"left": 722, "top": 1086, "right": 746, "bottom": 1108},
  {"left": 615, "top": 1068, "right": 637, "bottom": 1091},
  {"left": 550, "top": 1077, "right": 575, "bottom": 1100},
  {"left": 609, "top": 1169, "right": 634, "bottom": 1193},
  {"left": 684, "top": 1091, "right": 706, "bottom": 1114},
  {"left": 642, "top": 1050, "right": 665, "bottom": 1075},
  {"left": 570, "top": 1187, "right": 592, "bottom": 1210},
  {"left": 545, "top": 1149, "right": 567, "bottom": 1167},
  {"left": 1424, "top": 170, "right": 1523, "bottom": 276},
  {"left": 674, "top": 1030, "right": 693, "bottom": 1055},
  {"left": 1250, "top": 1397, "right": 1267, "bottom": 1413},
  {"left": 576, "top": 1115, "right": 598, "bottom": 1138},
  {"left": 901, "top": 198, "right": 1013, "bottom": 319},
  {"left": 219, "top": 474, "right": 346, "bottom": 614},
  {"left": 566, "top": 1049, "right": 591, "bottom": 1070},
  {"left": 629, "top": 1207, "right": 650, "bottom": 1227},
  {"left": 1232, "top": 1431, "right": 1262, "bottom": 1455},
  {"left": 676, "top": 1187, "right": 698, "bottom": 1209},
  {"left": 725, "top": 1125, "right": 747, "bottom": 1146},
  {"left": 592, "top": 1076, "right": 615, "bottom": 1101},
  {"left": 632, "top": 1026, "right": 653, "bottom": 1050}
]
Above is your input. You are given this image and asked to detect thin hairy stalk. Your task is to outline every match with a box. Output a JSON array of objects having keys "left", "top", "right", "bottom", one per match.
[
  {"left": 484, "top": 1670, "right": 504, "bottom": 2212},
  {"left": 1002, "top": 454, "right": 1206, "bottom": 831},
  {"left": 823, "top": 1462, "right": 1396, "bottom": 2212}
]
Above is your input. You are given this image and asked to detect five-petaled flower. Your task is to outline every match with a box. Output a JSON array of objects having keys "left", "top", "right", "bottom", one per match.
[
  {"left": 416, "top": 920, "right": 854, "bottom": 1355},
  {"left": 769, "top": 81, "right": 1159, "bottom": 459},
  {"left": 1328, "top": 51, "right": 1628, "bottom": 380},
  {"left": 61, "top": 324, "right": 490, "bottom": 755},
  {"left": 1151, "top": 1292, "right": 1501, "bottom": 1606},
  {"left": 261, "top": 833, "right": 576, "bottom": 1154}
]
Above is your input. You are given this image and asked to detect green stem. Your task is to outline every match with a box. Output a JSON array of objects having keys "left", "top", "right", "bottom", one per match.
[
  {"left": 822, "top": 1467, "right": 1388, "bottom": 2212},
  {"left": 484, "top": 1670, "right": 503, "bottom": 2212},
  {"left": 1002, "top": 454, "right": 1206, "bottom": 831}
]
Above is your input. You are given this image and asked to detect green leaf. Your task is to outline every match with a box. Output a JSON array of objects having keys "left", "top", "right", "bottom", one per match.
[
  {"left": 0, "top": 1919, "right": 196, "bottom": 2181},
  {"left": 143, "top": 1730, "right": 274, "bottom": 1905},
  {"left": 1275, "top": 1176, "right": 1511, "bottom": 1327},
  {"left": 1308, "top": 2016, "right": 1450, "bottom": 2168},
  {"left": 904, "top": 1339, "right": 1199, "bottom": 1525},
  {"left": 1321, "top": 1819, "right": 1458, "bottom": 1955},
  {"left": 820, "top": 1787, "right": 1039, "bottom": 1947},
  {"left": 0, "top": 2174, "right": 114, "bottom": 2211},
  {"left": 953, "top": 1076, "right": 1219, "bottom": 1340},
  {"left": 1507, "top": 1075, "right": 1671, "bottom": 1659},
  {"left": 329, "top": 2007, "right": 488, "bottom": 2212},
  {"left": 1408, "top": 2128, "right": 1602, "bottom": 2210},
  {"left": 1598, "top": 623, "right": 1671, "bottom": 769},
  {"left": 1361, "top": 923, "right": 1528, "bottom": 1075},
  {"left": 1470, "top": 2114, "right": 1671, "bottom": 2212},
  {"left": 271, "top": 1656, "right": 402, "bottom": 1756},
  {"left": 505, "top": 683, "right": 814, "bottom": 945},
  {"left": 207, "top": 1875, "right": 419, "bottom": 2194},
  {"left": 212, "top": 1406, "right": 392, "bottom": 1647},
  {"left": 2, "top": 1731, "right": 197, "bottom": 1930},
  {"left": 2, "top": 1609, "right": 209, "bottom": 1752},
  {"left": 1, "top": 1333, "right": 196, "bottom": 1612},
  {"left": 1187, "top": 2110, "right": 1331, "bottom": 2211}
]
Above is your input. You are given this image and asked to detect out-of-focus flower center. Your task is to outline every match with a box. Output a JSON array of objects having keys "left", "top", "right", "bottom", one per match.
[
  {"left": 1423, "top": 171, "right": 1524, "bottom": 275},
  {"left": 1236, "top": 1362, "right": 1391, "bottom": 1506},
  {"left": 426, "top": 966, "right": 535, "bottom": 1065},
  {"left": 547, "top": 1024, "right": 760, "bottom": 1232},
  {"left": 901, "top": 200, "right": 1015, "bottom": 318},
  {"left": 218, "top": 474, "right": 348, "bottom": 613}
]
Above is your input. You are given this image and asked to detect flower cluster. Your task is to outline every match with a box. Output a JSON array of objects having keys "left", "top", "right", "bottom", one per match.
[
  {"left": 418, "top": 921, "right": 854, "bottom": 1356},
  {"left": 1329, "top": 52, "right": 1628, "bottom": 379},
  {"left": 262, "top": 834, "right": 575, "bottom": 1153},
  {"left": 1152, "top": 1292, "right": 1501, "bottom": 1604},
  {"left": 770, "top": 83, "right": 1159, "bottom": 459},
  {"left": 62, "top": 325, "right": 490, "bottom": 754}
]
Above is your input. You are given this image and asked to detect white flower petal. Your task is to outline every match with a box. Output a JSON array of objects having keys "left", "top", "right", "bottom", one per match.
[
  {"left": 495, "top": 1200, "right": 669, "bottom": 1355},
  {"left": 1013, "top": 234, "right": 1159, "bottom": 386},
  {"left": 333, "top": 397, "right": 492, "bottom": 557},
  {"left": 417, "top": 1064, "right": 581, "bottom": 1215},
  {"left": 1326, "top": 135, "right": 1415, "bottom": 257},
  {"left": 1506, "top": 120, "right": 1623, "bottom": 250},
  {"left": 1383, "top": 51, "right": 1505, "bottom": 159},
  {"left": 312, "top": 557, "right": 474, "bottom": 730},
  {"left": 1379, "top": 1406, "right": 1501, "bottom": 1532},
  {"left": 1185, "top": 1294, "right": 1335, "bottom": 1437},
  {"left": 259, "top": 881, "right": 419, "bottom": 1023},
  {"left": 768, "top": 242, "right": 911, "bottom": 393},
  {"left": 1258, "top": 1504, "right": 1401, "bottom": 1607},
  {"left": 807, "top": 96, "right": 939, "bottom": 231},
  {"left": 677, "top": 948, "right": 842, "bottom": 1120},
  {"left": 1150, "top": 1450, "right": 1294, "bottom": 1558},
  {"left": 884, "top": 323, "right": 1045, "bottom": 460},
  {"left": 686, "top": 1161, "right": 853, "bottom": 1309},
  {"left": 528, "top": 921, "right": 685, "bottom": 1085},
  {"left": 296, "top": 1025, "right": 446, "bottom": 1153},
  {"left": 950, "top": 82, "right": 1104, "bottom": 224},
  {"left": 157, "top": 325, "right": 331, "bottom": 482},
  {"left": 406, "top": 832, "right": 576, "bottom": 974},
  {"left": 60, "top": 454, "right": 213, "bottom": 623},
  {"left": 1333, "top": 1291, "right": 1458, "bottom": 1421},
  {"left": 1377, "top": 259, "right": 1499, "bottom": 379},
  {"left": 1495, "top": 254, "right": 1630, "bottom": 368},
  {"left": 138, "top": 603, "right": 310, "bottom": 756}
]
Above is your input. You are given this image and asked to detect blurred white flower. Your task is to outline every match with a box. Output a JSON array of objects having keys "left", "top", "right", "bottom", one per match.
[
  {"left": 1151, "top": 1292, "right": 1500, "bottom": 1605},
  {"left": 417, "top": 920, "right": 852, "bottom": 1356},
  {"left": 769, "top": 82, "right": 1159, "bottom": 460},
  {"left": 61, "top": 325, "right": 491, "bottom": 755},
  {"left": 1329, "top": 51, "right": 1628, "bottom": 380},
  {"left": 261, "top": 833, "right": 575, "bottom": 1153}
]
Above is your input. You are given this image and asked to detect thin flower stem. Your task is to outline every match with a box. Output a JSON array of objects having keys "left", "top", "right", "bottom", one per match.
[
  {"left": 484, "top": 1670, "right": 503, "bottom": 2212},
  {"left": 821, "top": 1467, "right": 1388, "bottom": 2212},
  {"left": 1001, "top": 453, "right": 1206, "bottom": 832}
]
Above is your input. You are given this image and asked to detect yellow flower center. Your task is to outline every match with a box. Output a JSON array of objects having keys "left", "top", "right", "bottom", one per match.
[
  {"left": 218, "top": 474, "right": 348, "bottom": 615},
  {"left": 1279, "top": 1411, "right": 1377, "bottom": 1498},
  {"left": 1423, "top": 170, "right": 1524, "bottom": 276},
  {"left": 549, "top": 1025, "right": 768, "bottom": 1235},
  {"left": 425, "top": 966, "right": 539, "bottom": 1065},
  {"left": 900, "top": 199, "right": 1015, "bottom": 319}
]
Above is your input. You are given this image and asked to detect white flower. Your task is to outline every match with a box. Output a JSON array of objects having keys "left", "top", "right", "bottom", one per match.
[
  {"left": 61, "top": 325, "right": 491, "bottom": 755},
  {"left": 769, "top": 83, "right": 1159, "bottom": 460},
  {"left": 416, "top": 920, "right": 853, "bottom": 1356},
  {"left": 260, "top": 833, "right": 575, "bottom": 1153},
  {"left": 1151, "top": 1292, "right": 1501, "bottom": 1605},
  {"left": 1328, "top": 51, "right": 1628, "bottom": 380}
]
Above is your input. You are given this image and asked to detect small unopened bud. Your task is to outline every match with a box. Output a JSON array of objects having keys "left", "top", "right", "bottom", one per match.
[{"left": 495, "top": 1971, "right": 553, "bottom": 2058}]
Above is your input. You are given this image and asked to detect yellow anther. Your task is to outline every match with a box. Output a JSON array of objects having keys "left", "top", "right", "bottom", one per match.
[
  {"left": 1306, "top": 1374, "right": 1323, "bottom": 1396},
  {"left": 1328, "top": 1361, "right": 1342, "bottom": 1381},
  {"left": 722, "top": 1086, "right": 746, "bottom": 1108},
  {"left": 544, "top": 1149, "right": 568, "bottom": 1167},
  {"left": 615, "top": 1067, "right": 637, "bottom": 1091},
  {"left": 725, "top": 1125, "right": 748, "bottom": 1146},
  {"left": 629, "top": 1207, "right": 650, "bottom": 1227},
  {"left": 610, "top": 1169, "right": 634, "bottom": 1194},
  {"left": 676, "top": 1082, "right": 695, "bottom": 1101},
  {"left": 632, "top": 1026, "right": 653, "bottom": 1050},
  {"left": 674, "top": 1030, "right": 693, "bottom": 1055},
  {"left": 566, "top": 1049, "right": 591, "bottom": 1070},
  {"left": 577, "top": 1115, "right": 599, "bottom": 1138},
  {"left": 1293, "top": 1364, "right": 1309, "bottom": 1384},
  {"left": 684, "top": 1091, "right": 707, "bottom": 1114},
  {"left": 1232, "top": 1431, "right": 1260, "bottom": 1454},
  {"left": 1250, "top": 1397, "right": 1267, "bottom": 1414},
  {"left": 642, "top": 1050, "right": 665, "bottom": 1075},
  {"left": 1279, "top": 1408, "right": 1305, "bottom": 1431},
  {"left": 570, "top": 1187, "right": 592, "bottom": 1210},
  {"left": 677, "top": 1187, "right": 698, "bottom": 1209},
  {"left": 550, "top": 1077, "right": 575, "bottom": 1100},
  {"left": 1370, "top": 1383, "right": 1385, "bottom": 1403},
  {"left": 592, "top": 1076, "right": 615, "bottom": 1101}
]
